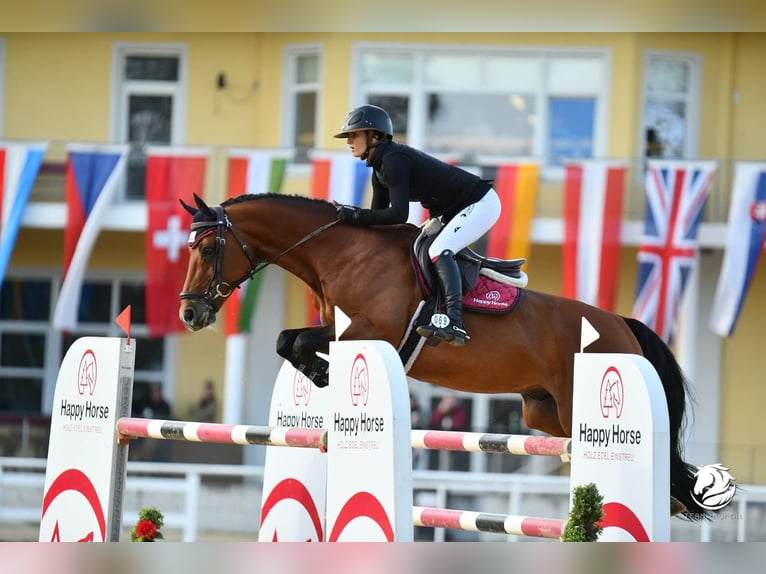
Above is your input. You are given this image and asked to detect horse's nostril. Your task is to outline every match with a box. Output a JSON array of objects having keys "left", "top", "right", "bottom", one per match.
[{"left": 183, "top": 308, "right": 195, "bottom": 323}]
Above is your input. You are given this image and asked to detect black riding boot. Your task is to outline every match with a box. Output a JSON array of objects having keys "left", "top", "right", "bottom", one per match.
[{"left": 416, "top": 250, "right": 469, "bottom": 347}]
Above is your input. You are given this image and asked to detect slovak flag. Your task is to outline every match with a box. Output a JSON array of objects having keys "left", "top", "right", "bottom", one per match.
[
  {"left": 307, "top": 151, "right": 370, "bottom": 324},
  {"left": 562, "top": 160, "right": 628, "bottom": 311},
  {"left": 224, "top": 148, "right": 292, "bottom": 335},
  {"left": 709, "top": 162, "right": 766, "bottom": 337},
  {"left": 53, "top": 144, "right": 128, "bottom": 331},
  {"left": 0, "top": 141, "right": 48, "bottom": 288},
  {"left": 145, "top": 147, "right": 208, "bottom": 337},
  {"left": 484, "top": 162, "right": 539, "bottom": 264},
  {"left": 632, "top": 160, "right": 717, "bottom": 343}
]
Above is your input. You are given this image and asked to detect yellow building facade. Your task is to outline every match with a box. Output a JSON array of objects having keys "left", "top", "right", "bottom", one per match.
[{"left": 0, "top": 32, "right": 764, "bottom": 480}]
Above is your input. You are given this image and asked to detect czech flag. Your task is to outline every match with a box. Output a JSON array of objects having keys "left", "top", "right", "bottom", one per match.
[{"left": 53, "top": 144, "right": 128, "bottom": 331}]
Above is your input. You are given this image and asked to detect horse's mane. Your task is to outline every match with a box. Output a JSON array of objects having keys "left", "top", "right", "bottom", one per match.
[
  {"left": 222, "top": 192, "right": 332, "bottom": 210},
  {"left": 218, "top": 192, "right": 419, "bottom": 244}
]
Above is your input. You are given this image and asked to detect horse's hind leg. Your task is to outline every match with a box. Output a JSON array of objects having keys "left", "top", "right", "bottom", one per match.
[{"left": 521, "top": 394, "right": 567, "bottom": 437}]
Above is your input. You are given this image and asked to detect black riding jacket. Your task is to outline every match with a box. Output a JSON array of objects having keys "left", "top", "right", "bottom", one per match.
[{"left": 353, "top": 140, "right": 491, "bottom": 225}]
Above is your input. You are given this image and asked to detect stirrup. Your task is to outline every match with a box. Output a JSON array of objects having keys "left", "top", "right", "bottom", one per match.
[{"left": 446, "top": 324, "right": 469, "bottom": 347}]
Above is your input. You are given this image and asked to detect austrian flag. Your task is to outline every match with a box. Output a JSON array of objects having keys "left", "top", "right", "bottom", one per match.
[
  {"left": 632, "top": 160, "right": 716, "bottom": 343},
  {"left": 562, "top": 160, "right": 627, "bottom": 311},
  {"left": 145, "top": 147, "right": 208, "bottom": 337}
]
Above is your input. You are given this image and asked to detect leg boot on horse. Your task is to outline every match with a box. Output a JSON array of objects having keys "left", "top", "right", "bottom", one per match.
[{"left": 416, "top": 250, "right": 469, "bottom": 347}]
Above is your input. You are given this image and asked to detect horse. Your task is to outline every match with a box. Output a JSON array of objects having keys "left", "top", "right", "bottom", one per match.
[{"left": 178, "top": 192, "right": 714, "bottom": 521}]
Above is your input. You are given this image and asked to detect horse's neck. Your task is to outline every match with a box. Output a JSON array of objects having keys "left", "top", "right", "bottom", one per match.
[{"left": 237, "top": 199, "right": 336, "bottom": 287}]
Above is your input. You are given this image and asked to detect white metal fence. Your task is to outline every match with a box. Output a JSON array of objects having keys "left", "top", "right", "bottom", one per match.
[{"left": 1, "top": 457, "right": 764, "bottom": 542}]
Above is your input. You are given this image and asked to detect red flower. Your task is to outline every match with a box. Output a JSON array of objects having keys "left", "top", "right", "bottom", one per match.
[{"left": 135, "top": 519, "right": 158, "bottom": 541}]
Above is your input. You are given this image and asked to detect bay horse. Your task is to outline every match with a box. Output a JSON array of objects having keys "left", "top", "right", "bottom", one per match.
[{"left": 178, "top": 192, "right": 712, "bottom": 520}]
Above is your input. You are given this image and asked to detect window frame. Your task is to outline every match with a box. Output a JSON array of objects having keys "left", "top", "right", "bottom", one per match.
[
  {"left": 350, "top": 42, "right": 612, "bottom": 180},
  {"left": 0, "top": 269, "right": 174, "bottom": 415},
  {"left": 639, "top": 49, "right": 701, "bottom": 160},
  {"left": 281, "top": 43, "right": 323, "bottom": 167},
  {"left": 109, "top": 42, "right": 189, "bottom": 199}
]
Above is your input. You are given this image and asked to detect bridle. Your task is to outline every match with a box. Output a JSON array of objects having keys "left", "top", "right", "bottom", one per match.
[{"left": 179, "top": 204, "right": 339, "bottom": 308}]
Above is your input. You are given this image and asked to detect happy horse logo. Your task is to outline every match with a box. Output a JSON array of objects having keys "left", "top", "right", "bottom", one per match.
[
  {"left": 692, "top": 464, "right": 737, "bottom": 511},
  {"left": 485, "top": 290, "right": 501, "bottom": 301},
  {"left": 349, "top": 353, "right": 370, "bottom": 407},
  {"left": 293, "top": 371, "right": 312, "bottom": 407},
  {"left": 77, "top": 350, "right": 97, "bottom": 396},
  {"left": 599, "top": 366, "right": 624, "bottom": 419}
]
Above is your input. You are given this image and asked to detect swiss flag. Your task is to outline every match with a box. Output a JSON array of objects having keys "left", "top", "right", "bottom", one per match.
[{"left": 145, "top": 148, "right": 208, "bottom": 337}]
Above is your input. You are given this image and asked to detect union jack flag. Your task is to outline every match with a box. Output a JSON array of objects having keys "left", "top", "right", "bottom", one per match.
[{"left": 632, "top": 160, "right": 717, "bottom": 343}]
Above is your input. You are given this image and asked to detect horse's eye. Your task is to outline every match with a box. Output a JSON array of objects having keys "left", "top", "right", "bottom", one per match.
[{"left": 200, "top": 245, "right": 215, "bottom": 257}]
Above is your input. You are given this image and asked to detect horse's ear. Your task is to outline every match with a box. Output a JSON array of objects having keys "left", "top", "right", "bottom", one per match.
[
  {"left": 179, "top": 198, "right": 197, "bottom": 216},
  {"left": 193, "top": 193, "right": 215, "bottom": 218}
]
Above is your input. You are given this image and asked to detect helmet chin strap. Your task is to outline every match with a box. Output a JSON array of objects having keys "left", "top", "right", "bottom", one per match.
[{"left": 362, "top": 131, "right": 380, "bottom": 163}]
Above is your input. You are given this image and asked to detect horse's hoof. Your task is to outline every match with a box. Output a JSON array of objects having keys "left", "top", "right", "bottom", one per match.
[
  {"left": 308, "top": 371, "right": 329, "bottom": 387},
  {"left": 447, "top": 336, "right": 466, "bottom": 347},
  {"left": 424, "top": 335, "right": 443, "bottom": 347}
]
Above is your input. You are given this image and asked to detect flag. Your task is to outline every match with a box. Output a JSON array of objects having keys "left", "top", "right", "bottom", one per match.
[
  {"left": 562, "top": 160, "right": 628, "bottom": 311},
  {"left": 52, "top": 144, "right": 128, "bottom": 330},
  {"left": 0, "top": 141, "right": 47, "bottom": 288},
  {"left": 710, "top": 162, "right": 766, "bottom": 337},
  {"left": 485, "top": 162, "right": 539, "bottom": 264},
  {"left": 632, "top": 160, "right": 717, "bottom": 343},
  {"left": 145, "top": 147, "right": 208, "bottom": 337},
  {"left": 309, "top": 152, "right": 370, "bottom": 206},
  {"left": 224, "top": 148, "right": 291, "bottom": 335},
  {"left": 307, "top": 152, "right": 371, "bottom": 324}
]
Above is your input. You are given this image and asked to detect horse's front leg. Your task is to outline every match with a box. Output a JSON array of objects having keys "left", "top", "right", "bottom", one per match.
[{"left": 276, "top": 325, "right": 334, "bottom": 387}]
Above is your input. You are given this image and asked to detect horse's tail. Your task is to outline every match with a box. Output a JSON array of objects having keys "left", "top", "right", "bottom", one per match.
[{"left": 622, "top": 316, "right": 713, "bottom": 521}]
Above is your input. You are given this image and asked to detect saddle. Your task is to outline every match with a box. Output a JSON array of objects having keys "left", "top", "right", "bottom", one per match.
[{"left": 411, "top": 218, "right": 527, "bottom": 315}]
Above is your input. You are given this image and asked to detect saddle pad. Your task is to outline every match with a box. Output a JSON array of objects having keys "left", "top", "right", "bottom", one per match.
[{"left": 462, "top": 275, "right": 522, "bottom": 314}]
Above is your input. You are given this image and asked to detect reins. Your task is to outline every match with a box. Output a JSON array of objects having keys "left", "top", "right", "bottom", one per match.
[{"left": 179, "top": 205, "right": 340, "bottom": 305}]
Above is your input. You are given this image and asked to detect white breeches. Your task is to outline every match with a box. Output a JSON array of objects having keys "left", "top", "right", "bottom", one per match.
[{"left": 427, "top": 188, "right": 501, "bottom": 261}]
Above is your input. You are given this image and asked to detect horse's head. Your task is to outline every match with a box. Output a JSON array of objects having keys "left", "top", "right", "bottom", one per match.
[{"left": 178, "top": 193, "right": 259, "bottom": 331}]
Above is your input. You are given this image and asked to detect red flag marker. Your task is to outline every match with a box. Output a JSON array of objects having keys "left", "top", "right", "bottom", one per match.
[{"left": 115, "top": 305, "right": 131, "bottom": 340}]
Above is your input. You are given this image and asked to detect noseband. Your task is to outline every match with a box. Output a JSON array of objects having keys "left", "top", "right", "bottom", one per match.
[{"left": 179, "top": 204, "right": 340, "bottom": 308}]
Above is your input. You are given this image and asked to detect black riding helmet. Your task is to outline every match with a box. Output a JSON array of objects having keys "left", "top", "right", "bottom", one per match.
[{"left": 333, "top": 104, "right": 393, "bottom": 139}]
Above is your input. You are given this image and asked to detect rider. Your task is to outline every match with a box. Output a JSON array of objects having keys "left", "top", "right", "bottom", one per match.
[{"left": 333, "top": 104, "right": 502, "bottom": 347}]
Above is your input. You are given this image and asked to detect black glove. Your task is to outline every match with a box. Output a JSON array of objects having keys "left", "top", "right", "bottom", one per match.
[{"left": 335, "top": 203, "right": 361, "bottom": 224}]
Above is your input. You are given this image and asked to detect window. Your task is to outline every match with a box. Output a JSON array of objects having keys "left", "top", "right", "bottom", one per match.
[
  {"left": 110, "top": 43, "right": 188, "bottom": 199},
  {"left": 354, "top": 44, "right": 611, "bottom": 175},
  {"left": 283, "top": 46, "right": 322, "bottom": 163},
  {"left": 640, "top": 50, "right": 700, "bottom": 160},
  {"left": 0, "top": 273, "right": 168, "bottom": 416}
]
